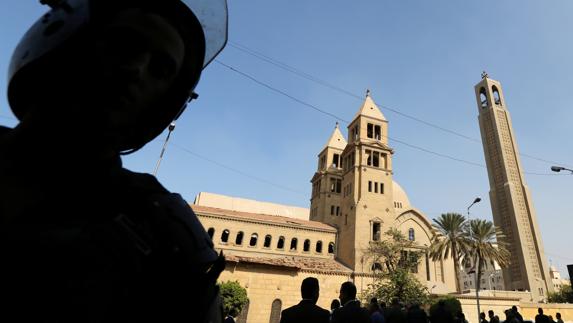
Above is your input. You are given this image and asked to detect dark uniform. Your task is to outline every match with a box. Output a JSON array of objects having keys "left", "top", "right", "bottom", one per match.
[
  {"left": 0, "top": 0, "right": 228, "bottom": 321},
  {"left": 0, "top": 126, "right": 224, "bottom": 321}
]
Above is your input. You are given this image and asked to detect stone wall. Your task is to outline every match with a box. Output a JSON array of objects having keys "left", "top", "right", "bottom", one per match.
[
  {"left": 455, "top": 293, "right": 573, "bottom": 323},
  {"left": 220, "top": 263, "right": 352, "bottom": 323},
  {"left": 520, "top": 303, "right": 573, "bottom": 322}
]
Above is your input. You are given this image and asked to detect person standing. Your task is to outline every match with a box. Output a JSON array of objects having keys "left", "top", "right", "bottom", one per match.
[
  {"left": 331, "top": 282, "right": 370, "bottom": 323},
  {"left": 368, "top": 299, "right": 385, "bottom": 323},
  {"left": 512, "top": 306, "right": 524, "bottom": 323},
  {"left": 536, "top": 308, "right": 550, "bottom": 323},
  {"left": 406, "top": 303, "right": 428, "bottom": 323},
  {"left": 280, "top": 277, "right": 330, "bottom": 323},
  {"left": 489, "top": 310, "right": 501, "bottom": 323},
  {"left": 480, "top": 312, "right": 489, "bottom": 323}
]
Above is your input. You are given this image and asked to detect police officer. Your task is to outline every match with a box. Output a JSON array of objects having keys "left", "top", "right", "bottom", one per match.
[{"left": 0, "top": 0, "right": 228, "bottom": 322}]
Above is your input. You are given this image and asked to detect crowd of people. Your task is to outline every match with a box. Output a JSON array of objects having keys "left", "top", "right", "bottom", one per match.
[{"left": 276, "top": 277, "right": 566, "bottom": 323}]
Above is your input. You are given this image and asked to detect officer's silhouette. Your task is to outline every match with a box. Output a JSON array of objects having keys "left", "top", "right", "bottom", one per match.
[{"left": 0, "top": 0, "right": 228, "bottom": 322}]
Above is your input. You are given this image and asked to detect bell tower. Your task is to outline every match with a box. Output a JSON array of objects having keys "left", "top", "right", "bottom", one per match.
[
  {"left": 310, "top": 123, "right": 346, "bottom": 225},
  {"left": 475, "top": 72, "right": 553, "bottom": 300},
  {"left": 337, "top": 90, "right": 396, "bottom": 270}
]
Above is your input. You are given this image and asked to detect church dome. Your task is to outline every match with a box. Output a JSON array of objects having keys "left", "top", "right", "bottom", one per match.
[{"left": 392, "top": 180, "right": 411, "bottom": 210}]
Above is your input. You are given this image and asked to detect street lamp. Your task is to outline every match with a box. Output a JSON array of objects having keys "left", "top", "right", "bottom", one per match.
[
  {"left": 551, "top": 166, "right": 573, "bottom": 174},
  {"left": 467, "top": 197, "right": 481, "bottom": 323}
]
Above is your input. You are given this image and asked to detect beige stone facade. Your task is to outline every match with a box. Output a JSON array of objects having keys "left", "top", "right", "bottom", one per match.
[
  {"left": 457, "top": 294, "right": 573, "bottom": 323},
  {"left": 475, "top": 75, "right": 553, "bottom": 301},
  {"left": 193, "top": 93, "right": 456, "bottom": 322}
]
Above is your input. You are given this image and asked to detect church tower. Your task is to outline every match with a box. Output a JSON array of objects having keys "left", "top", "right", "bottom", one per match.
[
  {"left": 338, "top": 90, "right": 395, "bottom": 270},
  {"left": 475, "top": 73, "right": 553, "bottom": 300},
  {"left": 310, "top": 123, "right": 347, "bottom": 225}
]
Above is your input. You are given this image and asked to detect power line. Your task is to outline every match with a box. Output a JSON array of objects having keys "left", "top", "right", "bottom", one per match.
[
  {"left": 215, "top": 59, "right": 563, "bottom": 177},
  {"left": 215, "top": 60, "right": 346, "bottom": 123},
  {"left": 171, "top": 143, "right": 307, "bottom": 197},
  {"left": 228, "top": 41, "right": 572, "bottom": 168}
]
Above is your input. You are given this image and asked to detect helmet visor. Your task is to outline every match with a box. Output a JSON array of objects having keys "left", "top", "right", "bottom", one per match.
[{"left": 181, "top": 0, "right": 228, "bottom": 68}]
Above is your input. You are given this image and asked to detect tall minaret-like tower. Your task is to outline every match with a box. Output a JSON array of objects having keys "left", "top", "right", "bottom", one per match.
[{"left": 475, "top": 72, "right": 553, "bottom": 300}]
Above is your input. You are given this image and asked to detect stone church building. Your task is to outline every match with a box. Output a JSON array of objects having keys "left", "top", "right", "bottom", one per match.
[{"left": 193, "top": 93, "right": 457, "bottom": 322}]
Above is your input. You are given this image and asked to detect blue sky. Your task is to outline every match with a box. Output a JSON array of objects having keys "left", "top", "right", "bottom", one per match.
[{"left": 1, "top": 1, "right": 572, "bottom": 278}]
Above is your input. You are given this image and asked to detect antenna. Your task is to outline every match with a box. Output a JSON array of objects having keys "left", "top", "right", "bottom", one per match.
[{"left": 153, "top": 122, "right": 176, "bottom": 176}]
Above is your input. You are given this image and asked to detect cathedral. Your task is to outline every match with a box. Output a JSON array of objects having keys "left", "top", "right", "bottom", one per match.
[{"left": 194, "top": 92, "right": 457, "bottom": 323}]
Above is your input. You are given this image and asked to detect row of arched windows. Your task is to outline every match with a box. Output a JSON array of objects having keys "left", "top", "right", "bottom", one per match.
[{"left": 207, "top": 227, "right": 335, "bottom": 254}]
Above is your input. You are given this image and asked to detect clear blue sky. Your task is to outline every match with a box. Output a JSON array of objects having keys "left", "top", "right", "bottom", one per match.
[{"left": 1, "top": 1, "right": 572, "bottom": 278}]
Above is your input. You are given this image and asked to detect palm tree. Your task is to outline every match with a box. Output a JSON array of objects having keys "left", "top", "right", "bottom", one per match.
[
  {"left": 429, "top": 213, "right": 470, "bottom": 293},
  {"left": 465, "top": 219, "right": 510, "bottom": 292}
]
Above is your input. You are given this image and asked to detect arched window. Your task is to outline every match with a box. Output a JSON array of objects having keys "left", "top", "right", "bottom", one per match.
[
  {"left": 264, "top": 235, "right": 272, "bottom": 248},
  {"left": 480, "top": 87, "right": 488, "bottom": 108},
  {"left": 371, "top": 262, "right": 383, "bottom": 272},
  {"left": 207, "top": 227, "right": 215, "bottom": 239},
  {"left": 303, "top": 239, "right": 310, "bottom": 252},
  {"left": 221, "top": 229, "right": 230, "bottom": 243},
  {"left": 277, "top": 236, "right": 285, "bottom": 249},
  {"left": 249, "top": 233, "right": 258, "bottom": 247},
  {"left": 408, "top": 228, "right": 415, "bottom": 241},
  {"left": 328, "top": 242, "right": 335, "bottom": 254},
  {"left": 316, "top": 241, "right": 323, "bottom": 253},
  {"left": 269, "top": 299, "right": 282, "bottom": 323},
  {"left": 235, "top": 231, "right": 244, "bottom": 245},
  {"left": 492, "top": 85, "right": 502, "bottom": 105},
  {"left": 290, "top": 238, "right": 298, "bottom": 251}
]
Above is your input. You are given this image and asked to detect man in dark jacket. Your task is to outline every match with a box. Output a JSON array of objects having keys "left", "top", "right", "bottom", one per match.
[
  {"left": 536, "top": 308, "right": 550, "bottom": 323},
  {"left": 331, "top": 282, "right": 370, "bottom": 323},
  {"left": 512, "top": 306, "right": 524, "bottom": 323},
  {"left": 280, "top": 277, "right": 330, "bottom": 323}
]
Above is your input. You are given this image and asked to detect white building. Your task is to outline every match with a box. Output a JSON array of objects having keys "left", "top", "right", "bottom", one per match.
[
  {"left": 550, "top": 266, "right": 571, "bottom": 292},
  {"left": 459, "top": 256, "right": 505, "bottom": 292}
]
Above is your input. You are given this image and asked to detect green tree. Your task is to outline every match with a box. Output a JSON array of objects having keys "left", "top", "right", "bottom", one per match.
[
  {"left": 366, "top": 228, "right": 421, "bottom": 273},
  {"left": 429, "top": 213, "right": 470, "bottom": 293},
  {"left": 219, "top": 280, "right": 248, "bottom": 317},
  {"left": 547, "top": 285, "right": 573, "bottom": 303},
  {"left": 465, "top": 219, "right": 510, "bottom": 293},
  {"left": 364, "top": 268, "right": 430, "bottom": 305},
  {"left": 363, "top": 228, "right": 428, "bottom": 305}
]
